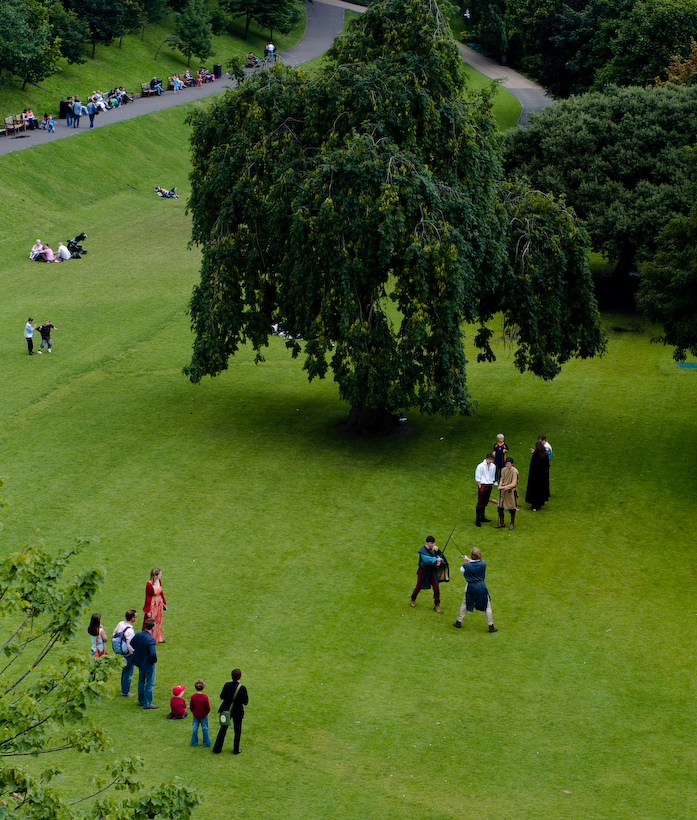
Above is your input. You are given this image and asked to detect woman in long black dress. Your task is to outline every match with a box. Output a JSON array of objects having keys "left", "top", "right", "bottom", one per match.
[{"left": 525, "top": 440, "right": 550, "bottom": 511}]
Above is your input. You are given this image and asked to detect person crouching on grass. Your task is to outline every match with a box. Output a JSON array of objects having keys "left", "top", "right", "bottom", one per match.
[{"left": 168, "top": 685, "right": 187, "bottom": 719}]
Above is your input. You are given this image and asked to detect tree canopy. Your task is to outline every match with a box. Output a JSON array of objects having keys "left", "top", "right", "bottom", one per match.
[
  {"left": 504, "top": 84, "right": 697, "bottom": 278},
  {"left": 185, "top": 0, "right": 604, "bottom": 432},
  {"left": 636, "top": 198, "right": 697, "bottom": 361},
  {"left": 175, "top": 0, "right": 213, "bottom": 66}
]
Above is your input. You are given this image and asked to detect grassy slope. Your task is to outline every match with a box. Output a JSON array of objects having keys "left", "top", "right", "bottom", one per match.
[
  {"left": 0, "top": 12, "right": 305, "bottom": 118},
  {"left": 1, "top": 54, "right": 695, "bottom": 820}
]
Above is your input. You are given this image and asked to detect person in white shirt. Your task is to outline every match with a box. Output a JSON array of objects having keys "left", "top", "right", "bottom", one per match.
[
  {"left": 113, "top": 610, "right": 138, "bottom": 697},
  {"left": 56, "top": 242, "right": 71, "bottom": 261},
  {"left": 474, "top": 452, "right": 497, "bottom": 527}
]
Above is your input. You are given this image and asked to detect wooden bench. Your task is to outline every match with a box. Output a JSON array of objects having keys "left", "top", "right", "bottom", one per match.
[{"left": 141, "top": 83, "right": 154, "bottom": 98}]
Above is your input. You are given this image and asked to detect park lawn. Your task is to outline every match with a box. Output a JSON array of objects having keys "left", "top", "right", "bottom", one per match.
[
  {"left": 1, "top": 109, "right": 696, "bottom": 820},
  {"left": 0, "top": 10, "right": 306, "bottom": 119}
]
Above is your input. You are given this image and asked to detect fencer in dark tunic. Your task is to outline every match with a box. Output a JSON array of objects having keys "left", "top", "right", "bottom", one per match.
[
  {"left": 410, "top": 536, "right": 449, "bottom": 613},
  {"left": 452, "top": 547, "right": 497, "bottom": 632}
]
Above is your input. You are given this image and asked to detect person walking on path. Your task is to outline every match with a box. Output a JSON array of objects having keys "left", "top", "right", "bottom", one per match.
[
  {"left": 452, "top": 547, "right": 498, "bottom": 632},
  {"left": 131, "top": 618, "right": 158, "bottom": 709},
  {"left": 213, "top": 668, "right": 249, "bottom": 754},
  {"left": 410, "top": 535, "right": 447, "bottom": 613},
  {"left": 474, "top": 452, "right": 497, "bottom": 527},
  {"left": 24, "top": 318, "right": 36, "bottom": 355},
  {"left": 112, "top": 609, "right": 137, "bottom": 697},
  {"left": 526, "top": 440, "right": 550, "bottom": 512},
  {"left": 495, "top": 457, "right": 519, "bottom": 530},
  {"left": 72, "top": 97, "right": 82, "bottom": 128},
  {"left": 38, "top": 320, "right": 56, "bottom": 353}
]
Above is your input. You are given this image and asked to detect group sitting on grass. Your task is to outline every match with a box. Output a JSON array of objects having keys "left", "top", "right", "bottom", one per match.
[
  {"left": 29, "top": 240, "right": 71, "bottom": 262},
  {"left": 155, "top": 186, "right": 178, "bottom": 199}
]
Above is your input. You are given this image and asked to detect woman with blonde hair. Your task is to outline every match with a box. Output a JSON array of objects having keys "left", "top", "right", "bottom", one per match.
[{"left": 142, "top": 567, "right": 167, "bottom": 642}]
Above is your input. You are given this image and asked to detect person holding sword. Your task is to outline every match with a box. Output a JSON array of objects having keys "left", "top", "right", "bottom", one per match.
[
  {"left": 410, "top": 536, "right": 448, "bottom": 613},
  {"left": 452, "top": 547, "right": 497, "bottom": 632}
]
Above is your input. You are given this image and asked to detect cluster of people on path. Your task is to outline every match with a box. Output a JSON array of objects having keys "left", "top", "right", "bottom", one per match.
[
  {"left": 88, "top": 568, "right": 249, "bottom": 755},
  {"left": 24, "top": 318, "right": 57, "bottom": 355},
  {"left": 65, "top": 89, "right": 134, "bottom": 128}
]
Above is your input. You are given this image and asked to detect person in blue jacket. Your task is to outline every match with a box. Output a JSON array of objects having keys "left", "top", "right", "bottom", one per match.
[
  {"left": 410, "top": 536, "right": 448, "bottom": 613},
  {"left": 131, "top": 618, "right": 159, "bottom": 708}
]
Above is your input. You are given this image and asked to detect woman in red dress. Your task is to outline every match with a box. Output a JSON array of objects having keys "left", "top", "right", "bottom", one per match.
[{"left": 143, "top": 567, "right": 167, "bottom": 642}]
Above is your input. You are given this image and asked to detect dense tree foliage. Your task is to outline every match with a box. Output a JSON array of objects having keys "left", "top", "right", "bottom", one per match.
[
  {"left": 0, "top": 487, "right": 201, "bottom": 820},
  {"left": 175, "top": 0, "right": 212, "bottom": 66},
  {"left": 50, "top": 1, "right": 89, "bottom": 65},
  {"left": 71, "top": 0, "right": 127, "bottom": 58},
  {"left": 0, "top": 0, "right": 61, "bottom": 87},
  {"left": 505, "top": 85, "right": 697, "bottom": 278},
  {"left": 185, "top": 0, "right": 604, "bottom": 431},
  {"left": 470, "top": 0, "right": 697, "bottom": 95},
  {"left": 636, "top": 200, "right": 697, "bottom": 361}
]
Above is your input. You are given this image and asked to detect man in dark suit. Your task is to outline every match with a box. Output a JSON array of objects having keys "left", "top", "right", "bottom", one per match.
[
  {"left": 212, "top": 668, "right": 249, "bottom": 754},
  {"left": 131, "top": 618, "right": 158, "bottom": 709}
]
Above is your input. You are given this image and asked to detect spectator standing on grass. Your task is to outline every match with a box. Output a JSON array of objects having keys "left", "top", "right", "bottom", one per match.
[
  {"left": 495, "top": 456, "right": 519, "bottom": 530},
  {"left": 493, "top": 433, "right": 509, "bottom": 481},
  {"left": 112, "top": 609, "right": 137, "bottom": 697},
  {"left": 526, "top": 440, "right": 550, "bottom": 512},
  {"left": 190, "top": 679, "right": 211, "bottom": 747},
  {"left": 131, "top": 617, "right": 158, "bottom": 709},
  {"left": 38, "top": 320, "right": 56, "bottom": 353},
  {"left": 24, "top": 317, "right": 36, "bottom": 355},
  {"left": 213, "top": 669, "right": 249, "bottom": 755},
  {"left": 474, "top": 452, "right": 497, "bottom": 527},
  {"left": 452, "top": 547, "right": 498, "bottom": 633}
]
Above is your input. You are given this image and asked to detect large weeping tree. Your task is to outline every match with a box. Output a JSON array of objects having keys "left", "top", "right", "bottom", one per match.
[{"left": 185, "top": 0, "right": 604, "bottom": 434}]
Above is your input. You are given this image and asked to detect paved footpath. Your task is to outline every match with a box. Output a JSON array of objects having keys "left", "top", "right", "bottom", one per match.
[{"left": 0, "top": 0, "right": 549, "bottom": 157}]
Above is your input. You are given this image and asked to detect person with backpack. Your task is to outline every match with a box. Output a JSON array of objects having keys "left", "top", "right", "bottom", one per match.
[{"left": 112, "top": 609, "right": 137, "bottom": 697}]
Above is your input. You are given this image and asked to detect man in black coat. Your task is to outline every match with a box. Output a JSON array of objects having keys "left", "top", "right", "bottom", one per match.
[
  {"left": 131, "top": 618, "right": 158, "bottom": 708},
  {"left": 212, "top": 668, "right": 249, "bottom": 754}
]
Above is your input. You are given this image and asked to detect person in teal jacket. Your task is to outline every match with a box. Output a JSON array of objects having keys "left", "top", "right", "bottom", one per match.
[{"left": 410, "top": 536, "right": 448, "bottom": 613}]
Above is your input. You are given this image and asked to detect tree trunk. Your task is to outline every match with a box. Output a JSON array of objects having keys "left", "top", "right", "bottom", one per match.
[
  {"left": 612, "top": 243, "right": 636, "bottom": 282},
  {"left": 338, "top": 404, "right": 403, "bottom": 437},
  {"left": 244, "top": 15, "right": 250, "bottom": 39},
  {"left": 92, "top": 41, "right": 96, "bottom": 59}
]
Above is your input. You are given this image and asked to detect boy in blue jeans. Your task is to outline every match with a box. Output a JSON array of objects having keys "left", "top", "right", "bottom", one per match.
[{"left": 190, "top": 679, "right": 211, "bottom": 747}]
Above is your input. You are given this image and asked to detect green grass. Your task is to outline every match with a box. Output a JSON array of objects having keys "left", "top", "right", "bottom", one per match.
[
  {"left": 2, "top": 104, "right": 696, "bottom": 820},
  {"left": 0, "top": 11, "right": 305, "bottom": 118}
]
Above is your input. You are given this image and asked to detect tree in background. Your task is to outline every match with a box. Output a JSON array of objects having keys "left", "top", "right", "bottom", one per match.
[
  {"left": 185, "top": 0, "right": 604, "bottom": 433},
  {"left": 636, "top": 197, "right": 697, "bottom": 362},
  {"left": 505, "top": 85, "right": 697, "bottom": 279},
  {"left": 253, "top": 0, "right": 302, "bottom": 39},
  {"left": 598, "top": 0, "right": 697, "bottom": 87},
  {"left": 656, "top": 36, "right": 697, "bottom": 87},
  {"left": 71, "top": 0, "right": 127, "bottom": 58},
  {"left": 49, "top": 1, "right": 89, "bottom": 65},
  {"left": 223, "top": 0, "right": 258, "bottom": 39},
  {"left": 175, "top": 0, "right": 212, "bottom": 66},
  {"left": 0, "top": 0, "right": 62, "bottom": 88}
]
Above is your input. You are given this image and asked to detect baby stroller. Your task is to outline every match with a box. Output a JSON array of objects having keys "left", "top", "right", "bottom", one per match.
[{"left": 67, "top": 232, "right": 88, "bottom": 258}]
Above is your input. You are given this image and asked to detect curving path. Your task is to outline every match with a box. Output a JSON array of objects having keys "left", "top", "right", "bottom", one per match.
[{"left": 0, "top": 0, "right": 550, "bottom": 157}]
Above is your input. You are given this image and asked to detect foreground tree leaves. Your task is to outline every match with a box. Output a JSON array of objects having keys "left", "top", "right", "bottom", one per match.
[{"left": 185, "top": 0, "right": 604, "bottom": 433}]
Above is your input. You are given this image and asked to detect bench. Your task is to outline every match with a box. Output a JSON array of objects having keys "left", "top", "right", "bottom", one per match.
[{"left": 141, "top": 83, "right": 154, "bottom": 98}]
